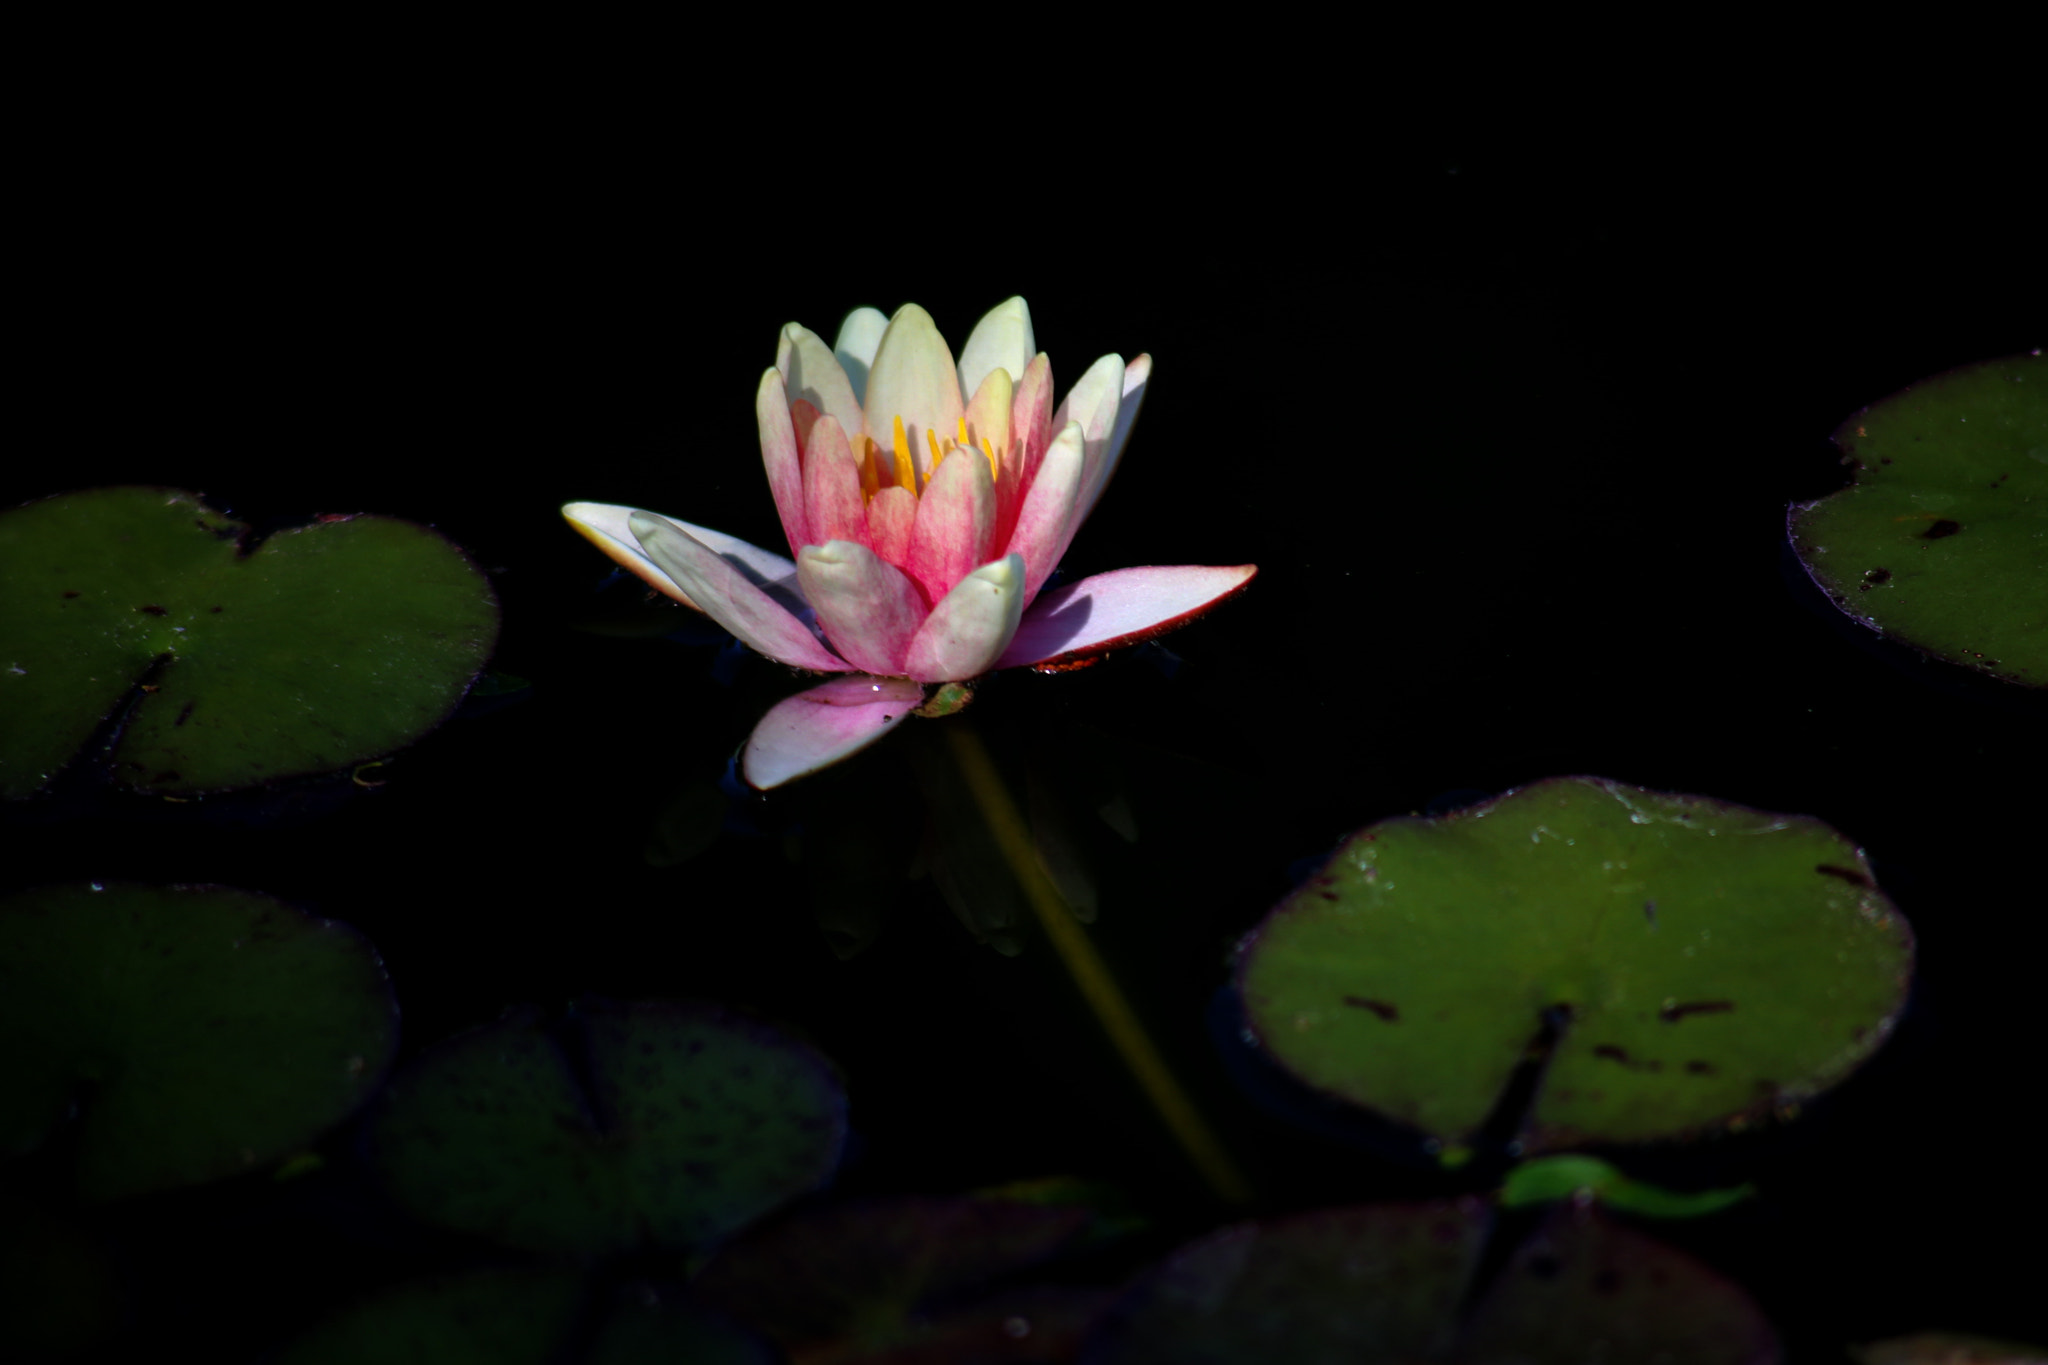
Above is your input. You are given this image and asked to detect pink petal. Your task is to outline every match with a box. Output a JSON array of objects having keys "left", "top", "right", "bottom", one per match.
[
  {"left": 797, "top": 540, "right": 928, "bottom": 676},
  {"left": 904, "top": 442, "right": 997, "bottom": 603},
  {"left": 629, "top": 512, "right": 846, "bottom": 672},
  {"left": 1009, "top": 352, "right": 1055, "bottom": 492},
  {"left": 778, "top": 323, "right": 867, "bottom": 444},
  {"left": 863, "top": 304, "right": 963, "bottom": 483},
  {"left": 801, "top": 415, "right": 871, "bottom": 550},
  {"left": 1081, "top": 354, "right": 1151, "bottom": 521},
  {"left": 903, "top": 554, "right": 1026, "bottom": 682},
  {"left": 867, "top": 485, "right": 918, "bottom": 571},
  {"left": 833, "top": 306, "right": 889, "bottom": 405},
  {"left": 756, "top": 368, "right": 808, "bottom": 558},
  {"left": 995, "top": 564, "right": 1259, "bottom": 671},
  {"left": 1007, "top": 422, "right": 1086, "bottom": 606},
  {"left": 956, "top": 296, "right": 1035, "bottom": 404},
  {"left": 562, "top": 502, "right": 798, "bottom": 612},
  {"left": 742, "top": 674, "right": 924, "bottom": 790}
]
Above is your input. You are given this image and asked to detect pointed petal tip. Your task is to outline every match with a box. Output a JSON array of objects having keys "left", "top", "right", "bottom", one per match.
[{"left": 997, "top": 564, "right": 1258, "bottom": 671}]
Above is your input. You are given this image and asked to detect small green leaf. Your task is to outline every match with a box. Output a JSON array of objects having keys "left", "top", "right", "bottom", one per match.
[
  {"left": 1499, "top": 1154, "right": 1754, "bottom": 1218},
  {"left": 0, "top": 487, "right": 498, "bottom": 798},
  {"left": 1234, "top": 777, "right": 1913, "bottom": 1151},
  {"left": 371, "top": 1000, "right": 847, "bottom": 1257},
  {"left": 1790, "top": 352, "right": 2046, "bottom": 687},
  {"left": 0, "top": 883, "right": 397, "bottom": 1202}
]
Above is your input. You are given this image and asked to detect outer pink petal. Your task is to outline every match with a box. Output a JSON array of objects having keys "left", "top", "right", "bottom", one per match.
[
  {"left": 742, "top": 675, "right": 924, "bottom": 790},
  {"left": 1080, "top": 354, "right": 1150, "bottom": 521},
  {"left": 797, "top": 540, "right": 928, "bottom": 676},
  {"left": 1007, "top": 421, "right": 1086, "bottom": 606},
  {"left": 777, "top": 323, "right": 867, "bottom": 444},
  {"left": 903, "top": 554, "right": 1026, "bottom": 682},
  {"left": 801, "top": 415, "right": 871, "bottom": 550},
  {"left": 863, "top": 304, "right": 963, "bottom": 483},
  {"left": 629, "top": 512, "right": 846, "bottom": 672},
  {"left": 756, "top": 368, "right": 808, "bottom": 557},
  {"left": 867, "top": 485, "right": 918, "bottom": 572},
  {"left": 562, "top": 502, "right": 799, "bottom": 612},
  {"left": 904, "top": 444, "right": 997, "bottom": 603},
  {"left": 995, "top": 564, "right": 1259, "bottom": 671}
]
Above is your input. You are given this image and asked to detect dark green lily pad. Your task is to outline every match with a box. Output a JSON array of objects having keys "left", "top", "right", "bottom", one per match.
[
  {"left": 1234, "top": 777, "right": 1912, "bottom": 1152},
  {"left": 1082, "top": 1199, "right": 1780, "bottom": 1364},
  {"left": 275, "top": 1268, "right": 774, "bottom": 1365},
  {"left": 0, "top": 883, "right": 396, "bottom": 1201},
  {"left": 693, "top": 1193, "right": 1105, "bottom": 1360},
  {"left": 1789, "top": 352, "right": 2046, "bottom": 687},
  {"left": 372, "top": 1000, "right": 847, "bottom": 1257},
  {"left": 0, "top": 486, "right": 498, "bottom": 798}
]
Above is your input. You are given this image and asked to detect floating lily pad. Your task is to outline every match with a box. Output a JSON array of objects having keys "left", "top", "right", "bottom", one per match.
[
  {"left": 1082, "top": 1199, "right": 1780, "bottom": 1364},
  {"left": 1234, "top": 777, "right": 1912, "bottom": 1152},
  {"left": 372, "top": 1000, "right": 847, "bottom": 1257},
  {"left": 1788, "top": 352, "right": 2046, "bottom": 687},
  {"left": 0, "top": 883, "right": 397, "bottom": 1202},
  {"left": 276, "top": 1268, "right": 775, "bottom": 1365},
  {"left": 693, "top": 1194, "right": 1103, "bottom": 1360},
  {"left": 0, "top": 486, "right": 499, "bottom": 798}
]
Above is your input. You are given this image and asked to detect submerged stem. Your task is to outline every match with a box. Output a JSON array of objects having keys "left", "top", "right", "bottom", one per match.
[{"left": 942, "top": 723, "right": 1252, "bottom": 1206}]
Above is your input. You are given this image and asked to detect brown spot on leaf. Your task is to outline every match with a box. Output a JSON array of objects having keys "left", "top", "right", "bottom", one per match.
[
  {"left": 1921, "top": 519, "right": 1961, "bottom": 539},
  {"left": 175, "top": 701, "right": 195, "bottom": 727},
  {"left": 1858, "top": 567, "right": 1891, "bottom": 591},
  {"left": 62, "top": 590, "right": 80, "bottom": 599},
  {"left": 1660, "top": 1000, "right": 1734, "bottom": 1023},
  {"left": 1342, "top": 996, "right": 1399, "bottom": 1022},
  {"left": 139, "top": 604, "right": 168, "bottom": 616},
  {"left": 1816, "top": 863, "right": 1873, "bottom": 888},
  {"left": 1685, "top": 1060, "right": 1716, "bottom": 1075}
]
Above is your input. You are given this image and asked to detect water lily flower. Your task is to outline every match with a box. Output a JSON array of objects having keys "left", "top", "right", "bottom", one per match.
[{"left": 564, "top": 297, "right": 1255, "bottom": 788}]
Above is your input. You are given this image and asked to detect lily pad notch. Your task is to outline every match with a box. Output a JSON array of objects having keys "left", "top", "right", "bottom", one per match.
[{"left": 0, "top": 486, "right": 500, "bottom": 798}]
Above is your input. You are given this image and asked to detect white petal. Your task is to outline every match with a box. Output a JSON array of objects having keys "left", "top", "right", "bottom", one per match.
[
  {"left": 742, "top": 675, "right": 924, "bottom": 789},
  {"left": 863, "top": 303, "right": 964, "bottom": 481},
  {"left": 776, "top": 323, "right": 867, "bottom": 443},
  {"left": 629, "top": 512, "right": 844, "bottom": 672},
  {"left": 833, "top": 306, "right": 890, "bottom": 406},
  {"left": 956, "top": 296, "right": 1036, "bottom": 404},
  {"left": 902, "top": 553, "right": 1026, "bottom": 682},
  {"left": 563, "top": 501, "right": 801, "bottom": 611}
]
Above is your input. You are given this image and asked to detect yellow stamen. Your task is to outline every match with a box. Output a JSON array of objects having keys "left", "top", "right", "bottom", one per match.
[
  {"left": 891, "top": 415, "right": 916, "bottom": 492},
  {"left": 982, "top": 436, "right": 999, "bottom": 482},
  {"left": 957, "top": 416, "right": 971, "bottom": 447},
  {"left": 857, "top": 436, "right": 880, "bottom": 500},
  {"left": 926, "top": 427, "right": 944, "bottom": 471}
]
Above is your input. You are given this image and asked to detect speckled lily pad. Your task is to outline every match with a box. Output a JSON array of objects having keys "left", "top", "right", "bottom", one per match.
[
  {"left": 1789, "top": 352, "right": 2045, "bottom": 687},
  {"left": 0, "top": 486, "right": 498, "bottom": 798},
  {"left": 0, "top": 883, "right": 396, "bottom": 1202},
  {"left": 1233, "top": 777, "right": 1913, "bottom": 1153},
  {"left": 371, "top": 1000, "right": 847, "bottom": 1257}
]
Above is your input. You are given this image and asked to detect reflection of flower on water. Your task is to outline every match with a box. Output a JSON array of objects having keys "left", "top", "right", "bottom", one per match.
[{"left": 564, "top": 297, "right": 1254, "bottom": 789}]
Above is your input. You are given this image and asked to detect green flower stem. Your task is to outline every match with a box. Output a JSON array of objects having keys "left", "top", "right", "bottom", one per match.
[{"left": 943, "top": 722, "right": 1252, "bottom": 1206}]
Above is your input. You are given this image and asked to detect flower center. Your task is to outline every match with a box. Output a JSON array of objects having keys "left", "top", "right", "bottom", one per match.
[{"left": 854, "top": 415, "right": 1001, "bottom": 504}]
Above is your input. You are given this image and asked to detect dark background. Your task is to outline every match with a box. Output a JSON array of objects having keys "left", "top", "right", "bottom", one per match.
[{"left": 9, "top": 102, "right": 2043, "bottom": 1361}]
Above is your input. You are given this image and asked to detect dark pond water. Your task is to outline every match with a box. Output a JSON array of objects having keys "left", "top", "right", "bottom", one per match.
[{"left": 7, "top": 128, "right": 2041, "bottom": 1361}]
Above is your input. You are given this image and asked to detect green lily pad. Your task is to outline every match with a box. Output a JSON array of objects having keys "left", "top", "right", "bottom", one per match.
[
  {"left": 372, "top": 1000, "right": 847, "bottom": 1257},
  {"left": 0, "top": 883, "right": 396, "bottom": 1202},
  {"left": 1082, "top": 1200, "right": 1780, "bottom": 1364},
  {"left": 1234, "top": 777, "right": 1913, "bottom": 1152},
  {"left": 1788, "top": 352, "right": 2046, "bottom": 688},
  {"left": 275, "top": 1268, "right": 775, "bottom": 1365},
  {"left": 692, "top": 1194, "right": 1102, "bottom": 1359},
  {"left": 0, "top": 486, "right": 499, "bottom": 798}
]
